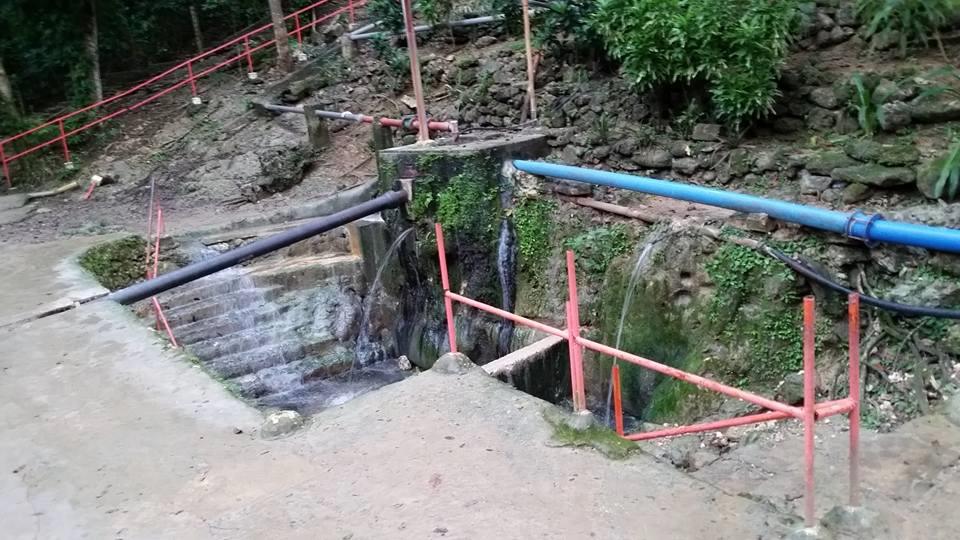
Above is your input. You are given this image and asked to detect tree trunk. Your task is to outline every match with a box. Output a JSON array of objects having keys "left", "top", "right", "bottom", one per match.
[
  {"left": 189, "top": 3, "right": 205, "bottom": 52},
  {"left": 267, "top": 0, "right": 293, "bottom": 73},
  {"left": 83, "top": 0, "right": 104, "bottom": 102},
  {"left": 0, "top": 53, "right": 17, "bottom": 116}
]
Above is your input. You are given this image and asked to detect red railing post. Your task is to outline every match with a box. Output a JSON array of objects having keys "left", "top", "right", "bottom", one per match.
[
  {"left": 348, "top": 0, "right": 356, "bottom": 24},
  {"left": 294, "top": 14, "right": 303, "bottom": 46},
  {"left": 243, "top": 36, "right": 255, "bottom": 75},
  {"left": 565, "top": 250, "right": 586, "bottom": 412},
  {"left": 803, "top": 296, "right": 817, "bottom": 527},
  {"left": 435, "top": 223, "right": 458, "bottom": 353},
  {"left": 57, "top": 119, "right": 71, "bottom": 164},
  {"left": 186, "top": 60, "right": 198, "bottom": 97},
  {"left": 0, "top": 142, "right": 10, "bottom": 188},
  {"left": 848, "top": 293, "right": 861, "bottom": 506},
  {"left": 612, "top": 364, "right": 624, "bottom": 436}
]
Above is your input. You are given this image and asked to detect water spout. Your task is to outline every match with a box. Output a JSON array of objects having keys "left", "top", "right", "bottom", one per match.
[{"left": 355, "top": 227, "right": 415, "bottom": 366}]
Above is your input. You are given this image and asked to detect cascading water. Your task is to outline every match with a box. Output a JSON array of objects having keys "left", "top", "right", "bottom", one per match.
[
  {"left": 496, "top": 218, "right": 518, "bottom": 357},
  {"left": 354, "top": 227, "right": 415, "bottom": 366},
  {"left": 604, "top": 230, "right": 665, "bottom": 425}
]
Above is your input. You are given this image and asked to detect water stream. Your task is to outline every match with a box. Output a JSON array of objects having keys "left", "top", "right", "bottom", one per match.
[
  {"left": 605, "top": 230, "right": 665, "bottom": 425},
  {"left": 354, "top": 227, "right": 415, "bottom": 366}
]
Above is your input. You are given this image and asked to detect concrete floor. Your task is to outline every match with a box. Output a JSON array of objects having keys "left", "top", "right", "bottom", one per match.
[{"left": 0, "top": 238, "right": 792, "bottom": 539}]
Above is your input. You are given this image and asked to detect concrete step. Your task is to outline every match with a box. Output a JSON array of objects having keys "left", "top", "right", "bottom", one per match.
[
  {"left": 204, "top": 338, "right": 341, "bottom": 379},
  {"left": 172, "top": 304, "right": 289, "bottom": 345},
  {"left": 228, "top": 349, "right": 355, "bottom": 399},
  {"left": 163, "top": 287, "right": 283, "bottom": 328},
  {"left": 247, "top": 253, "right": 365, "bottom": 292}
]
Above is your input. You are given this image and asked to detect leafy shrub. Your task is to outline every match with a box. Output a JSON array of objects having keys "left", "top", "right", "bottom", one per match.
[
  {"left": 368, "top": 0, "right": 406, "bottom": 34},
  {"left": 849, "top": 74, "right": 879, "bottom": 136},
  {"left": 418, "top": 0, "right": 453, "bottom": 27},
  {"left": 931, "top": 138, "right": 960, "bottom": 200},
  {"left": 534, "top": 0, "right": 604, "bottom": 61},
  {"left": 593, "top": 0, "right": 796, "bottom": 130},
  {"left": 857, "top": 0, "right": 957, "bottom": 56},
  {"left": 490, "top": 0, "right": 523, "bottom": 34}
]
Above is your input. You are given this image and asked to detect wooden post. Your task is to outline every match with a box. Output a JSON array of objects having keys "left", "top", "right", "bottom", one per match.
[
  {"left": 304, "top": 106, "right": 330, "bottom": 149},
  {"left": 371, "top": 120, "right": 395, "bottom": 150}
]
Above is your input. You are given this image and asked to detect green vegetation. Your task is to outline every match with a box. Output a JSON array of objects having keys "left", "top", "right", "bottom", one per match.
[
  {"left": 593, "top": 0, "right": 796, "bottom": 129},
  {"left": 857, "top": 0, "right": 958, "bottom": 56},
  {"left": 546, "top": 412, "right": 638, "bottom": 459},
  {"left": 534, "top": 0, "right": 604, "bottom": 61},
  {"left": 850, "top": 74, "right": 879, "bottom": 137},
  {"left": 409, "top": 154, "right": 502, "bottom": 242},
  {"left": 367, "top": 0, "right": 405, "bottom": 34},
  {"left": 566, "top": 224, "right": 631, "bottom": 277},
  {"left": 705, "top": 244, "right": 804, "bottom": 385},
  {"left": 78, "top": 236, "right": 147, "bottom": 290},
  {"left": 513, "top": 198, "right": 555, "bottom": 277},
  {"left": 930, "top": 136, "right": 960, "bottom": 201},
  {"left": 369, "top": 34, "right": 411, "bottom": 91},
  {"left": 418, "top": 0, "right": 453, "bottom": 28}
]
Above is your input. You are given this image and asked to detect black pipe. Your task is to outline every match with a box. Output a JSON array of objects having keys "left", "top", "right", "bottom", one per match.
[
  {"left": 109, "top": 190, "right": 408, "bottom": 305},
  {"left": 766, "top": 246, "right": 960, "bottom": 319}
]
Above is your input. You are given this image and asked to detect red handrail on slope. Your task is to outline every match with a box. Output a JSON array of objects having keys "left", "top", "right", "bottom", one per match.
[
  {"left": 434, "top": 222, "right": 863, "bottom": 528},
  {"left": 0, "top": 0, "right": 364, "bottom": 188}
]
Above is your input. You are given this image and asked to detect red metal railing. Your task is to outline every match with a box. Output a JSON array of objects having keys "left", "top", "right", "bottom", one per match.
[
  {"left": 145, "top": 188, "right": 178, "bottom": 347},
  {"left": 434, "top": 222, "right": 862, "bottom": 527},
  {"left": 0, "top": 0, "right": 364, "bottom": 188}
]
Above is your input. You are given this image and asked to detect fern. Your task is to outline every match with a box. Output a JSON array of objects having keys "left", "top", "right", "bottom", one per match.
[
  {"left": 933, "top": 139, "right": 960, "bottom": 201},
  {"left": 850, "top": 74, "right": 879, "bottom": 136},
  {"left": 857, "top": 0, "right": 956, "bottom": 57}
]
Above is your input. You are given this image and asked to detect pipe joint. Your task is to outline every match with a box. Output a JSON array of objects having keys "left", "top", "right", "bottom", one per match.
[{"left": 844, "top": 211, "right": 884, "bottom": 247}]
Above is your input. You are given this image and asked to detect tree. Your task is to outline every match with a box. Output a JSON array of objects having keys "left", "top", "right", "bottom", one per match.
[
  {"left": 0, "top": 54, "right": 16, "bottom": 116},
  {"left": 267, "top": 0, "right": 293, "bottom": 73},
  {"left": 189, "top": 3, "right": 205, "bottom": 52},
  {"left": 83, "top": 0, "right": 104, "bottom": 102}
]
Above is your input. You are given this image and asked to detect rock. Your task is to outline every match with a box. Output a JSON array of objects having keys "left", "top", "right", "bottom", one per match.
[
  {"left": 753, "top": 149, "right": 785, "bottom": 172},
  {"left": 777, "top": 370, "right": 820, "bottom": 406},
  {"left": 910, "top": 97, "right": 960, "bottom": 124},
  {"left": 728, "top": 212, "right": 777, "bottom": 233},
  {"left": 0, "top": 194, "right": 29, "bottom": 211},
  {"left": 815, "top": 26, "right": 850, "bottom": 47},
  {"left": 397, "top": 355, "right": 413, "bottom": 370},
  {"left": 889, "top": 202, "right": 960, "bottom": 228},
  {"left": 564, "top": 410, "right": 595, "bottom": 432},
  {"left": 832, "top": 164, "right": 915, "bottom": 187},
  {"left": 669, "top": 140, "right": 693, "bottom": 158},
  {"left": 476, "top": 35, "right": 497, "bottom": 48},
  {"left": 835, "top": 4, "right": 857, "bottom": 26},
  {"left": 947, "top": 325, "right": 960, "bottom": 356},
  {"left": 826, "top": 244, "right": 870, "bottom": 265},
  {"left": 843, "top": 139, "right": 919, "bottom": 166},
  {"left": 873, "top": 79, "right": 916, "bottom": 104},
  {"left": 877, "top": 101, "right": 912, "bottom": 132},
  {"left": 432, "top": 352, "right": 478, "bottom": 374},
  {"left": 632, "top": 148, "right": 672, "bottom": 169},
  {"left": 702, "top": 170, "right": 717, "bottom": 182},
  {"left": 800, "top": 170, "right": 833, "bottom": 194},
  {"left": 728, "top": 148, "right": 753, "bottom": 177},
  {"left": 870, "top": 29, "right": 901, "bottom": 50},
  {"left": 261, "top": 410, "right": 304, "bottom": 439},
  {"left": 916, "top": 157, "right": 954, "bottom": 200},
  {"left": 842, "top": 183, "right": 872, "bottom": 204},
  {"left": 785, "top": 527, "right": 821, "bottom": 540},
  {"left": 821, "top": 505, "right": 891, "bottom": 540},
  {"left": 592, "top": 145, "right": 610, "bottom": 159},
  {"left": 806, "top": 107, "right": 836, "bottom": 129},
  {"left": 548, "top": 179, "right": 592, "bottom": 197},
  {"left": 809, "top": 87, "right": 839, "bottom": 109},
  {"left": 0, "top": 205, "right": 35, "bottom": 226},
  {"left": 612, "top": 138, "right": 637, "bottom": 156},
  {"left": 559, "top": 145, "right": 582, "bottom": 163},
  {"left": 888, "top": 275, "right": 960, "bottom": 308},
  {"left": 806, "top": 151, "right": 858, "bottom": 175},
  {"left": 691, "top": 123, "right": 722, "bottom": 141},
  {"left": 672, "top": 157, "right": 699, "bottom": 175}
]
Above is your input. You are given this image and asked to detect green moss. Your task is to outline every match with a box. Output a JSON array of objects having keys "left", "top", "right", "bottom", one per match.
[
  {"left": 513, "top": 198, "right": 555, "bottom": 277},
  {"left": 705, "top": 244, "right": 804, "bottom": 385},
  {"left": 546, "top": 413, "right": 638, "bottom": 460},
  {"left": 436, "top": 172, "right": 500, "bottom": 241},
  {"left": 78, "top": 236, "right": 148, "bottom": 290},
  {"left": 566, "top": 224, "right": 632, "bottom": 277}
]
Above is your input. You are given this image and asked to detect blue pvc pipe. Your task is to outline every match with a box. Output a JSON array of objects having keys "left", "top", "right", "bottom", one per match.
[{"left": 513, "top": 160, "right": 960, "bottom": 254}]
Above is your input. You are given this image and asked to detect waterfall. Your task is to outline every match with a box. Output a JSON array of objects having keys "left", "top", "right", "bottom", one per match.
[
  {"left": 496, "top": 218, "right": 518, "bottom": 357},
  {"left": 354, "top": 227, "right": 414, "bottom": 366}
]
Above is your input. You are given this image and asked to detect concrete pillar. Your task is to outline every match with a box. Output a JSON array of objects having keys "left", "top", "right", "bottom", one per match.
[
  {"left": 304, "top": 106, "right": 330, "bottom": 149},
  {"left": 339, "top": 34, "right": 357, "bottom": 60},
  {"left": 371, "top": 120, "right": 395, "bottom": 151}
]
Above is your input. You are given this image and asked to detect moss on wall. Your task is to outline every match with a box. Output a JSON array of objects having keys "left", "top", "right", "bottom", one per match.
[{"left": 78, "top": 236, "right": 148, "bottom": 290}]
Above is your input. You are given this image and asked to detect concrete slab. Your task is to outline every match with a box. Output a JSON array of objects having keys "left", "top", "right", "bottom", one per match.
[
  {"left": 0, "top": 193, "right": 29, "bottom": 211},
  {"left": 0, "top": 299, "right": 790, "bottom": 539}
]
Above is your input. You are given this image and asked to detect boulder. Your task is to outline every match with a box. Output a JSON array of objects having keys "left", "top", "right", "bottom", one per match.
[
  {"left": 691, "top": 123, "right": 722, "bottom": 141},
  {"left": 432, "top": 352, "right": 478, "bottom": 375},
  {"left": 806, "top": 107, "right": 836, "bottom": 130},
  {"left": 831, "top": 164, "right": 916, "bottom": 187},
  {"left": 842, "top": 183, "right": 872, "bottom": 204},
  {"left": 910, "top": 97, "right": 960, "bottom": 124},
  {"left": 800, "top": 170, "right": 833, "bottom": 194},
  {"left": 916, "top": 157, "right": 952, "bottom": 200},
  {"left": 261, "top": 410, "right": 304, "bottom": 439},
  {"left": 878, "top": 101, "right": 912, "bottom": 132},
  {"left": 806, "top": 151, "right": 858, "bottom": 175},
  {"left": 809, "top": 87, "right": 840, "bottom": 109},
  {"left": 843, "top": 139, "right": 919, "bottom": 166},
  {"left": 728, "top": 148, "right": 753, "bottom": 176},
  {"left": 612, "top": 138, "right": 637, "bottom": 156},
  {"left": 754, "top": 149, "right": 785, "bottom": 172},
  {"left": 672, "top": 157, "right": 700, "bottom": 175},
  {"left": 632, "top": 148, "right": 672, "bottom": 169}
]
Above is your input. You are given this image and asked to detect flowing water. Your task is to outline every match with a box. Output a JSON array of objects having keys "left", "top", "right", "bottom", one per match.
[
  {"left": 496, "top": 218, "right": 518, "bottom": 356},
  {"left": 354, "top": 227, "right": 415, "bottom": 366},
  {"left": 604, "top": 230, "right": 665, "bottom": 425}
]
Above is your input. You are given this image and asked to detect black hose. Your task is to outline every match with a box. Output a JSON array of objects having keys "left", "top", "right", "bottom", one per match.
[
  {"left": 108, "top": 190, "right": 408, "bottom": 305},
  {"left": 765, "top": 246, "right": 960, "bottom": 320}
]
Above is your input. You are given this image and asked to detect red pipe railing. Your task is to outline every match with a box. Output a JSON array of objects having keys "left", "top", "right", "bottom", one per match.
[
  {"left": 433, "top": 222, "right": 863, "bottom": 527},
  {"left": 0, "top": 0, "right": 364, "bottom": 188}
]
